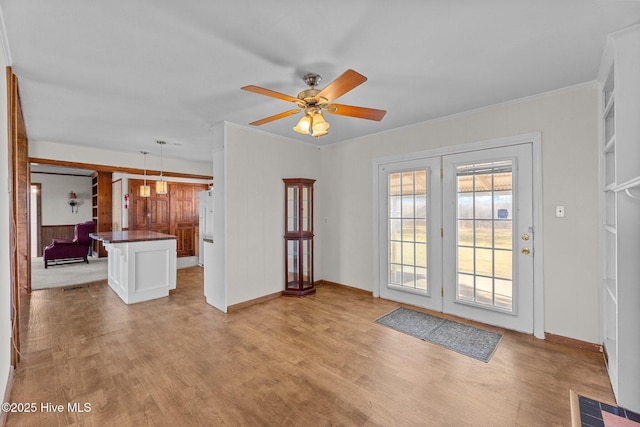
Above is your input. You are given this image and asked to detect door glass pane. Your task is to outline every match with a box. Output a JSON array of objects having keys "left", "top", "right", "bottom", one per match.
[
  {"left": 455, "top": 161, "right": 513, "bottom": 312},
  {"left": 388, "top": 169, "right": 429, "bottom": 293}
]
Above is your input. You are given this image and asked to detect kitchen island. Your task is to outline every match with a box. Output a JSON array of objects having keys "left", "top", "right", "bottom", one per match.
[{"left": 90, "top": 231, "right": 177, "bottom": 304}]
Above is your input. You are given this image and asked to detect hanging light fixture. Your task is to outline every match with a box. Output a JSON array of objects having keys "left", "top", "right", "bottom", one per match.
[
  {"left": 293, "top": 113, "right": 312, "bottom": 135},
  {"left": 139, "top": 151, "right": 151, "bottom": 197},
  {"left": 156, "top": 140, "right": 168, "bottom": 195},
  {"left": 311, "top": 112, "right": 329, "bottom": 137},
  {"left": 293, "top": 109, "right": 330, "bottom": 137}
]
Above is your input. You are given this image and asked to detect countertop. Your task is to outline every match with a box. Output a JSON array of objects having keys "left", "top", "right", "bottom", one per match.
[{"left": 90, "top": 230, "right": 177, "bottom": 244}]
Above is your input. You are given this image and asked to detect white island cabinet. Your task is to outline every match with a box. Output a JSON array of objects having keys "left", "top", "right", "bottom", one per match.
[{"left": 90, "top": 231, "right": 177, "bottom": 304}]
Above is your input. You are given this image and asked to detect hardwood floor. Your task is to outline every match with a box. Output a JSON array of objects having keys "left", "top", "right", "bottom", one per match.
[{"left": 6, "top": 267, "right": 613, "bottom": 426}]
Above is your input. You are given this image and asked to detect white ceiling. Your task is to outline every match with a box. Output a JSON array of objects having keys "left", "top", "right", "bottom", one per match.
[{"left": 2, "top": 1, "right": 640, "bottom": 163}]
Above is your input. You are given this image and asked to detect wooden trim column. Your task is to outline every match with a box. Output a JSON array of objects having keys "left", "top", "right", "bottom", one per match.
[{"left": 7, "top": 66, "right": 29, "bottom": 366}]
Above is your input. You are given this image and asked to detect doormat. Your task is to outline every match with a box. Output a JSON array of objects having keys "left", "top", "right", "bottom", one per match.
[
  {"left": 570, "top": 390, "right": 640, "bottom": 427},
  {"left": 375, "top": 307, "right": 502, "bottom": 362}
]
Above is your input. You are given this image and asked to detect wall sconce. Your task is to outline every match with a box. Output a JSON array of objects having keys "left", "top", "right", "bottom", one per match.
[{"left": 68, "top": 191, "right": 78, "bottom": 213}]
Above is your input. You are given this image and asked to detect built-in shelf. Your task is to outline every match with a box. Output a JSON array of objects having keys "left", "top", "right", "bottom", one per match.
[
  {"left": 613, "top": 176, "right": 640, "bottom": 192},
  {"left": 603, "top": 93, "right": 615, "bottom": 119},
  {"left": 598, "top": 25, "right": 640, "bottom": 413},
  {"left": 603, "top": 135, "right": 616, "bottom": 153},
  {"left": 605, "top": 281, "right": 617, "bottom": 303},
  {"left": 91, "top": 171, "right": 112, "bottom": 258}
]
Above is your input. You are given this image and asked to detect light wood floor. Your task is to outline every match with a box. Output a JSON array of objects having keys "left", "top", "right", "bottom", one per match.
[{"left": 7, "top": 267, "right": 614, "bottom": 426}]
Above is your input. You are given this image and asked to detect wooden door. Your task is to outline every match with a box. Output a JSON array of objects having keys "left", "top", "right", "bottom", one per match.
[
  {"left": 170, "top": 184, "right": 198, "bottom": 257},
  {"left": 129, "top": 179, "right": 207, "bottom": 258},
  {"left": 128, "top": 179, "right": 169, "bottom": 233}
]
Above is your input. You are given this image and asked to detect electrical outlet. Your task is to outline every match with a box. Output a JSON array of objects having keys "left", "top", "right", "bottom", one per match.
[
  {"left": 555, "top": 205, "right": 565, "bottom": 218},
  {"left": 323, "top": 217, "right": 328, "bottom": 224}
]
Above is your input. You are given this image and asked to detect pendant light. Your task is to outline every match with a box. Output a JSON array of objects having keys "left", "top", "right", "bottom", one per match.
[
  {"left": 139, "top": 151, "right": 150, "bottom": 197},
  {"left": 156, "top": 140, "right": 168, "bottom": 195}
]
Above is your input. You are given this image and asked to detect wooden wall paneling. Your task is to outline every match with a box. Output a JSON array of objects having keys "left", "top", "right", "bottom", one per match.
[
  {"left": 7, "top": 66, "right": 29, "bottom": 366},
  {"left": 91, "top": 171, "right": 112, "bottom": 257},
  {"left": 40, "top": 225, "right": 75, "bottom": 256},
  {"left": 15, "top": 81, "right": 29, "bottom": 295}
]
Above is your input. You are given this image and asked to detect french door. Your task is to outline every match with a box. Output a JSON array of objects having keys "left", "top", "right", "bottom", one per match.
[
  {"left": 378, "top": 158, "right": 443, "bottom": 311},
  {"left": 378, "top": 143, "right": 534, "bottom": 333}
]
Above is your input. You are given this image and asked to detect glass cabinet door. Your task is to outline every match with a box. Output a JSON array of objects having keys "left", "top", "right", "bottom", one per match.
[
  {"left": 287, "top": 185, "right": 299, "bottom": 233},
  {"left": 286, "top": 239, "right": 299, "bottom": 289},
  {"left": 302, "top": 185, "right": 311, "bottom": 232}
]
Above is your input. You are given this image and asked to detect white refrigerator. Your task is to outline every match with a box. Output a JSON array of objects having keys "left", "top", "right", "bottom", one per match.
[{"left": 198, "top": 190, "right": 214, "bottom": 265}]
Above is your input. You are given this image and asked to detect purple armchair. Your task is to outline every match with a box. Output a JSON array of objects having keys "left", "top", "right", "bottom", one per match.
[{"left": 43, "top": 221, "right": 96, "bottom": 268}]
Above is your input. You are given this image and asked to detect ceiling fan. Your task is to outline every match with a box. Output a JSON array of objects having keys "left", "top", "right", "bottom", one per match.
[{"left": 241, "top": 69, "right": 386, "bottom": 137}]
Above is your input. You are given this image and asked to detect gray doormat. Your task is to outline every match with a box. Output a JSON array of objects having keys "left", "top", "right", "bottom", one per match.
[{"left": 375, "top": 307, "right": 502, "bottom": 362}]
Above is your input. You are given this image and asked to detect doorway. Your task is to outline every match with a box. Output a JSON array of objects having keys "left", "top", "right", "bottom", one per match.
[
  {"left": 376, "top": 136, "right": 541, "bottom": 335},
  {"left": 30, "top": 183, "right": 41, "bottom": 257}
]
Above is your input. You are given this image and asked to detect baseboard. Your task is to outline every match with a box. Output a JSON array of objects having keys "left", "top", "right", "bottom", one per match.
[
  {"left": 545, "top": 333, "right": 602, "bottom": 353},
  {"left": 227, "top": 291, "right": 282, "bottom": 312},
  {"left": 225, "top": 280, "right": 372, "bottom": 312},
  {"left": 315, "top": 280, "right": 374, "bottom": 296},
  {"left": 1, "top": 367, "right": 14, "bottom": 427}
]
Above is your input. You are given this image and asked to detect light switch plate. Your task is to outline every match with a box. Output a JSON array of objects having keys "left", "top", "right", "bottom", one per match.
[{"left": 555, "top": 205, "right": 565, "bottom": 218}]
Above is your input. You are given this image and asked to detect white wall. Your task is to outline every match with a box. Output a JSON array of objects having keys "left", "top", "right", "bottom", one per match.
[
  {"left": 0, "top": 33, "right": 12, "bottom": 403},
  {"left": 30, "top": 140, "right": 213, "bottom": 177},
  {"left": 319, "top": 83, "right": 600, "bottom": 343},
  {"left": 30, "top": 173, "right": 92, "bottom": 225},
  {"left": 222, "top": 124, "right": 321, "bottom": 306}
]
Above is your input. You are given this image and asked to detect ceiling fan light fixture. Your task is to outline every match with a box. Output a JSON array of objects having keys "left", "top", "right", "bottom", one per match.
[
  {"left": 293, "top": 114, "right": 312, "bottom": 134},
  {"left": 243, "top": 69, "right": 385, "bottom": 137},
  {"left": 311, "top": 112, "right": 329, "bottom": 136}
]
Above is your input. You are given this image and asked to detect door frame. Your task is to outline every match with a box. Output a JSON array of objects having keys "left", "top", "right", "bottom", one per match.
[{"left": 372, "top": 132, "right": 544, "bottom": 338}]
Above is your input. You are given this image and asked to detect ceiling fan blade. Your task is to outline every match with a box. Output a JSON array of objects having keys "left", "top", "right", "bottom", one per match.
[
  {"left": 315, "top": 69, "right": 367, "bottom": 103},
  {"left": 241, "top": 85, "right": 299, "bottom": 103},
  {"left": 249, "top": 109, "right": 301, "bottom": 126},
  {"left": 326, "top": 104, "right": 387, "bottom": 121}
]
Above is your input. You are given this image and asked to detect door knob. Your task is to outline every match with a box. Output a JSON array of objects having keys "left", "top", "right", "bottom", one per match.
[
  {"left": 521, "top": 234, "right": 530, "bottom": 241},
  {"left": 521, "top": 248, "right": 530, "bottom": 255}
]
